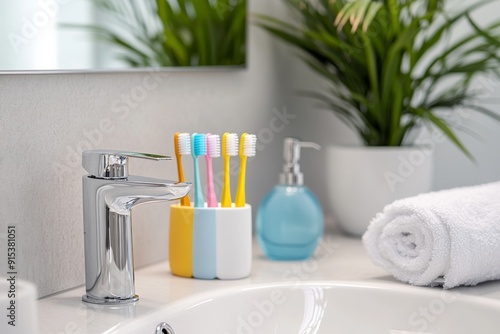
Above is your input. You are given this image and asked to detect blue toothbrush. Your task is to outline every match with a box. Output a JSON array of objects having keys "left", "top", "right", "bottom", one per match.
[{"left": 191, "top": 133, "right": 207, "bottom": 207}]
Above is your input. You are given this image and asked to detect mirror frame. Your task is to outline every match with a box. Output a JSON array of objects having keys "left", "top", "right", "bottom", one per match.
[{"left": 0, "top": 0, "right": 248, "bottom": 74}]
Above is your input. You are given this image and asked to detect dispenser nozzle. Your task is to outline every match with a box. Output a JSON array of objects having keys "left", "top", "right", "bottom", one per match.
[{"left": 280, "top": 138, "right": 320, "bottom": 186}]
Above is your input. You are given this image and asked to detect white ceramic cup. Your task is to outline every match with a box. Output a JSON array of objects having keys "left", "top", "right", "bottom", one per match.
[{"left": 169, "top": 204, "right": 252, "bottom": 280}]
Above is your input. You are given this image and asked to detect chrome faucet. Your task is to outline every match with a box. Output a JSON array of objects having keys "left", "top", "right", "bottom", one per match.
[{"left": 81, "top": 150, "right": 190, "bottom": 305}]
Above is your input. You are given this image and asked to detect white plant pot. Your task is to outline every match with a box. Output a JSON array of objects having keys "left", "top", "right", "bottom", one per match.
[{"left": 325, "top": 146, "right": 433, "bottom": 236}]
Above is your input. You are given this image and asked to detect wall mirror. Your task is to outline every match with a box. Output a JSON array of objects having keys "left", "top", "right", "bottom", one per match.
[{"left": 0, "top": 0, "right": 247, "bottom": 73}]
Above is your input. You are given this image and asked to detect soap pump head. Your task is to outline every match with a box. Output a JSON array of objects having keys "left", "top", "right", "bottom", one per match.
[{"left": 279, "top": 137, "right": 320, "bottom": 186}]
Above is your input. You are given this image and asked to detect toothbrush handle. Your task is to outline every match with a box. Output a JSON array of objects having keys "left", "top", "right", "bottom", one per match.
[
  {"left": 235, "top": 156, "right": 247, "bottom": 207},
  {"left": 193, "top": 157, "right": 204, "bottom": 207},
  {"left": 176, "top": 155, "right": 191, "bottom": 207},
  {"left": 221, "top": 156, "right": 232, "bottom": 207},
  {"left": 206, "top": 156, "right": 218, "bottom": 207}
]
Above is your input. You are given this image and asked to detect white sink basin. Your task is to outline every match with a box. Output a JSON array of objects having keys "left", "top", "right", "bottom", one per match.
[{"left": 109, "top": 281, "right": 500, "bottom": 334}]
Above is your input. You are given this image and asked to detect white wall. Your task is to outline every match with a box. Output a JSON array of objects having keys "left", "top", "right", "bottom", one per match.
[
  {"left": 0, "top": 0, "right": 57, "bottom": 70},
  {"left": 0, "top": 0, "right": 296, "bottom": 298},
  {"left": 1, "top": 0, "right": 500, "bottom": 298}
]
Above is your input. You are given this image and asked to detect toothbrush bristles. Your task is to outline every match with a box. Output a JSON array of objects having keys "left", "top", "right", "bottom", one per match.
[
  {"left": 177, "top": 133, "right": 191, "bottom": 155},
  {"left": 243, "top": 134, "right": 257, "bottom": 157},
  {"left": 193, "top": 133, "right": 207, "bottom": 155},
  {"left": 225, "top": 133, "right": 239, "bottom": 156},
  {"left": 207, "top": 134, "right": 221, "bottom": 158}
]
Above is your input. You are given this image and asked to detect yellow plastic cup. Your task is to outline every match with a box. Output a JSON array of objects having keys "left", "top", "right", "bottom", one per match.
[{"left": 169, "top": 204, "right": 252, "bottom": 279}]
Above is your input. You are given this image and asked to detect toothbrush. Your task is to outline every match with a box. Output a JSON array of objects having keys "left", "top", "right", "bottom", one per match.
[
  {"left": 205, "top": 133, "right": 221, "bottom": 208},
  {"left": 235, "top": 133, "right": 257, "bottom": 207},
  {"left": 191, "top": 133, "right": 207, "bottom": 208},
  {"left": 174, "top": 132, "right": 191, "bottom": 206},
  {"left": 221, "top": 132, "right": 239, "bottom": 208}
]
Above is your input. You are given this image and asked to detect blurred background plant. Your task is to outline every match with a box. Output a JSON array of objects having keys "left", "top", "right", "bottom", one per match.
[
  {"left": 82, "top": 0, "right": 246, "bottom": 67},
  {"left": 257, "top": 0, "right": 500, "bottom": 158}
]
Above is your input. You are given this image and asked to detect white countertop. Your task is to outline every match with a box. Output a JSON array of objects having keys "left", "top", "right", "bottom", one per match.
[{"left": 38, "top": 234, "right": 500, "bottom": 333}]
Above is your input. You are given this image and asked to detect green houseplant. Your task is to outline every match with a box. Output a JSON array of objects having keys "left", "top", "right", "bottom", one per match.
[
  {"left": 257, "top": 0, "right": 500, "bottom": 236},
  {"left": 257, "top": 0, "right": 500, "bottom": 156},
  {"left": 85, "top": 0, "right": 246, "bottom": 67}
]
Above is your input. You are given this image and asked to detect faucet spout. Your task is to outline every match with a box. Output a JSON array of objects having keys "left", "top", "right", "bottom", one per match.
[
  {"left": 104, "top": 176, "right": 191, "bottom": 215},
  {"left": 81, "top": 150, "right": 191, "bottom": 305}
]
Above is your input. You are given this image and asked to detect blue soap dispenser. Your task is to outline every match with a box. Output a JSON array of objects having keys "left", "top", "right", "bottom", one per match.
[{"left": 257, "top": 137, "right": 324, "bottom": 260}]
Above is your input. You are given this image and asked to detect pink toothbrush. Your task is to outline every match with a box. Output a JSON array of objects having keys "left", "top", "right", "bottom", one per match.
[{"left": 206, "top": 134, "right": 221, "bottom": 207}]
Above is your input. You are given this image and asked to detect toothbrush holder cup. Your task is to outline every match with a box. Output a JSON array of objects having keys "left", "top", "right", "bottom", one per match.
[{"left": 169, "top": 204, "right": 252, "bottom": 280}]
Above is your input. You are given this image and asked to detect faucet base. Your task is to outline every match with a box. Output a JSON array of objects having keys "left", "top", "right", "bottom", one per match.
[{"left": 82, "top": 294, "right": 139, "bottom": 305}]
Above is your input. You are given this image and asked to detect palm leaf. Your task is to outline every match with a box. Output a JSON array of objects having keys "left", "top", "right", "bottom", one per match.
[
  {"left": 78, "top": 0, "right": 246, "bottom": 67},
  {"left": 255, "top": 0, "right": 500, "bottom": 157},
  {"left": 415, "top": 107, "right": 473, "bottom": 160}
]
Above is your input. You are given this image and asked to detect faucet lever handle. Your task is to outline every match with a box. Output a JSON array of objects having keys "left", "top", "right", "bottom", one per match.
[{"left": 83, "top": 150, "right": 172, "bottom": 179}]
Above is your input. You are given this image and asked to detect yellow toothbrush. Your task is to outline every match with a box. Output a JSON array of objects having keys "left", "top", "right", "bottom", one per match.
[
  {"left": 174, "top": 132, "right": 191, "bottom": 206},
  {"left": 235, "top": 133, "right": 257, "bottom": 207},
  {"left": 221, "top": 132, "right": 239, "bottom": 207}
]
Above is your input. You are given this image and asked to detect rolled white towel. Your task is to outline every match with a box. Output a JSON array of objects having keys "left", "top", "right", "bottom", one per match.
[{"left": 362, "top": 181, "right": 500, "bottom": 288}]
